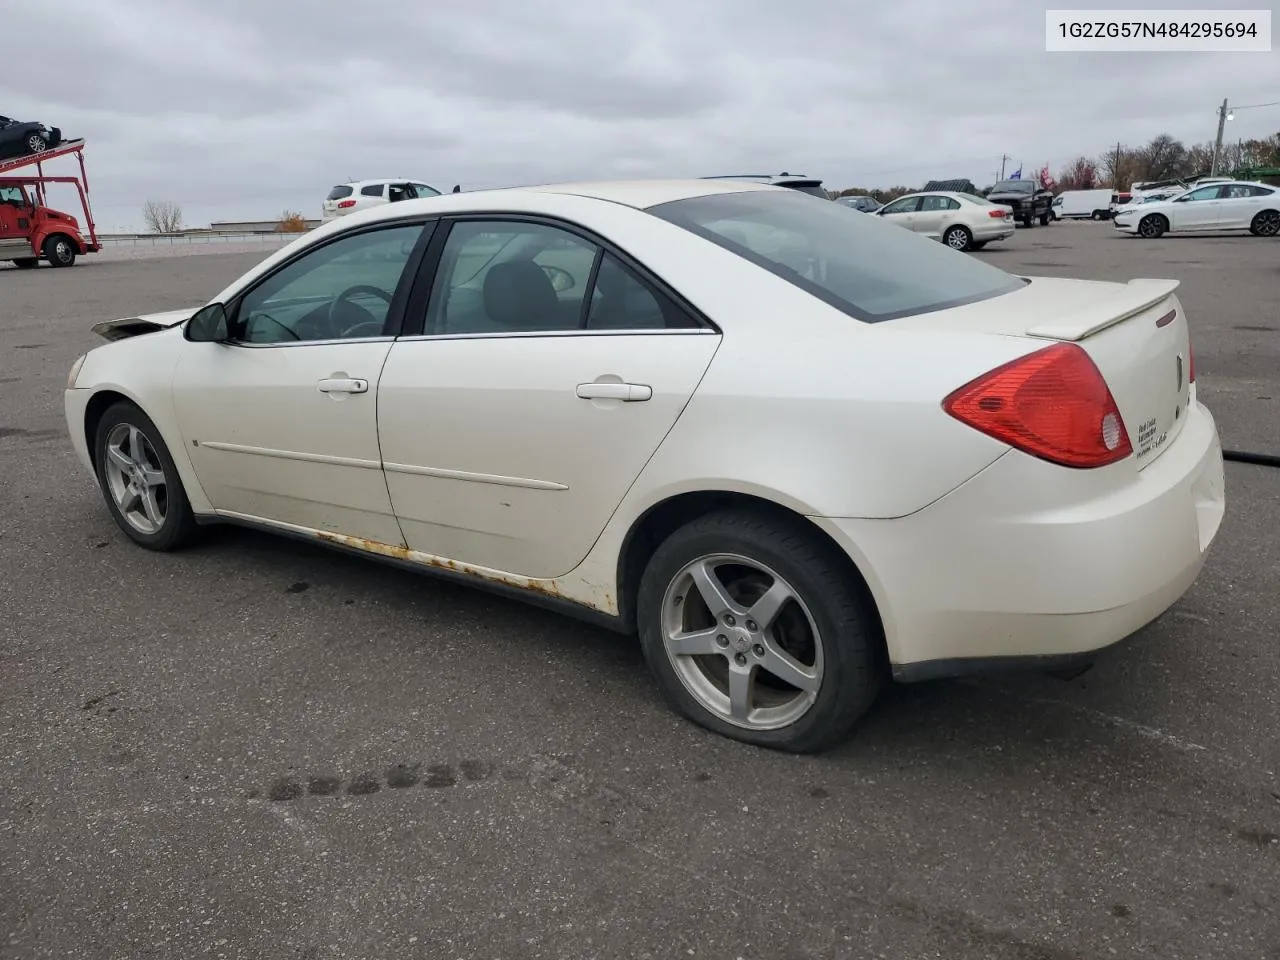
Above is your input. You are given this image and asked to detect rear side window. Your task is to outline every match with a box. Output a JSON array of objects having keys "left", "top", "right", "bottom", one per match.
[
  {"left": 326, "top": 185, "right": 353, "bottom": 200},
  {"left": 650, "top": 189, "right": 1025, "bottom": 323},
  {"left": 361, "top": 184, "right": 386, "bottom": 197}
]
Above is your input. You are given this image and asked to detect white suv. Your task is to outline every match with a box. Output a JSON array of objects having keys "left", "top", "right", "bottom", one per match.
[{"left": 322, "top": 179, "right": 445, "bottom": 222}]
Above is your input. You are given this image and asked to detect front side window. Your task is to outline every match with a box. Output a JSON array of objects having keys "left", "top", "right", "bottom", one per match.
[
  {"left": 880, "top": 197, "right": 919, "bottom": 215},
  {"left": 231, "top": 224, "right": 427, "bottom": 344},
  {"left": 650, "top": 189, "right": 1025, "bottom": 323},
  {"left": 413, "top": 183, "right": 441, "bottom": 198}
]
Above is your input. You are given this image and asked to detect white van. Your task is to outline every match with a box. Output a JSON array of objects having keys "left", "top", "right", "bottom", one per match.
[{"left": 1051, "top": 188, "right": 1114, "bottom": 220}]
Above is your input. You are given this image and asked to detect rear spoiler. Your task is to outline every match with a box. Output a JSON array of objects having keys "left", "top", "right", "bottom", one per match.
[{"left": 1025, "top": 278, "right": 1181, "bottom": 342}]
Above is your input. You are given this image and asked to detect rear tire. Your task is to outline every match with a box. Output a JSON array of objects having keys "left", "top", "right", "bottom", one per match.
[
  {"left": 1091, "top": 210, "right": 1104, "bottom": 221},
  {"left": 92, "top": 401, "right": 198, "bottom": 552},
  {"left": 43, "top": 234, "right": 76, "bottom": 267},
  {"left": 1249, "top": 209, "right": 1279, "bottom": 237},
  {"left": 943, "top": 224, "right": 973, "bottom": 251},
  {"left": 636, "top": 508, "right": 884, "bottom": 753},
  {"left": 12, "top": 258, "right": 37, "bottom": 269}
]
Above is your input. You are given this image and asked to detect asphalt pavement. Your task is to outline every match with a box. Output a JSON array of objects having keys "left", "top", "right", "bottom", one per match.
[{"left": 1, "top": 224, "right": 1278, "bottom": 959}]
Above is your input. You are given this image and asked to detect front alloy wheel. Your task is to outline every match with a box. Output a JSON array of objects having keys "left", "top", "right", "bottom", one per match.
[{"left": 94, "top": 401, "right": 197, "bottom": 550}]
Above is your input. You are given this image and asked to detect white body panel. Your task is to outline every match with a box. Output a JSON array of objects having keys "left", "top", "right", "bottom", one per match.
[
  {"left": 1052, "top": 189, "right": 1113, "bottom": 219},
  {"left": 64, "top": 178, "right": 1225, "bottom": 675},
  {"left": 171, "top": 339, "right": 403, "bottom": 544},
  {"left": 377, "top": 332, "right": 721, "bottom": 578}
]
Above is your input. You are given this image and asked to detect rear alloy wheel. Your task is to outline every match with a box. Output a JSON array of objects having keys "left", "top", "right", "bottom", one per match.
[
  {"left": 637, "top": 509, "right": 883, "bottom": 753},
  {"left": 43, "top": 234, "right": 76, "bottom": 267},
  {"left": 26, "top": 133, "right": 47, "bottom": 154},
  {"left": 94, "top": 401, "right": 198, "bottom": 551},
  {"left": 943, "top": 225, "right": 973, "bottom": 251},
  {"left": 1250, "top": 210, "right": 1279, "bottom": 237},
  {"left": 1138, "top": 214, "right": 1167, "bottom": 239}
]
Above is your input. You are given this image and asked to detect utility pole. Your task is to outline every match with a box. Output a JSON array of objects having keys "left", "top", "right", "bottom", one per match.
[
  {"left": 1211, "top": 98, "right": 1229, "bottom": 176},
  {"left": 1112, "top": 141, "right": 1121, "bottom": 189},
  {"left": 999, "top": 154, "right": 1010, "bottom": 179}
]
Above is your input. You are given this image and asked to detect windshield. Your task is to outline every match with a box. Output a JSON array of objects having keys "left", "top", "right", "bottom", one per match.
[
  {"left": 648, "top": 189, "right": 1024, "bottom": 323},
  {"left": 990, "top": 180, "right": 1034, "bottom": 193}
]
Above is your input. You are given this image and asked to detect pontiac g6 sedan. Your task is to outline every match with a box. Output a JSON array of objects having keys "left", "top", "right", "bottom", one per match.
[{"left": 64, "top": 178, "right": 1225, "bottom": 753}]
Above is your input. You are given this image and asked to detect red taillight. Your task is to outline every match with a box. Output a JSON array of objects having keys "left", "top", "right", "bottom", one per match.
[
  {"left": 988, "top": 209, "right": 1008, "bottom": 218},
  {"left": 337, "top": 199, "right": 356, "bottom": 208},
  {"left": 942, "top": 343, "right": 1133, "bottom": 469}
]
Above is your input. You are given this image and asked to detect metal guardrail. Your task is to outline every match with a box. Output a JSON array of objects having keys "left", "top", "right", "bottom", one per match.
[{"left": 97, "top": 232, "right": 307, "bottom": 247}]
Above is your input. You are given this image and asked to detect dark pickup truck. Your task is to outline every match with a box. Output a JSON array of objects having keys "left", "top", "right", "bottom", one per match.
[{"left": 985, "top": 179, "right": 1054, "bottom": 226}]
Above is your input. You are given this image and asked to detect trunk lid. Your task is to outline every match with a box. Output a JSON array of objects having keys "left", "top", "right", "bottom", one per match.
[{"left": 894, "top": 276, "right": 1193, "bottom": 470}]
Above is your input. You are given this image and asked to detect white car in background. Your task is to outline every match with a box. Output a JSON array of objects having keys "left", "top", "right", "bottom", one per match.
[
  {"left": 322, "top": 179, "right": 446, "bottom": 222},
  {"left": 63, "top": 179, "right": 1223, "bottom": 753},
  {"left": 875, "top": 190, "right": 1015, "bottom": 250},
  {"left": 1113, "top": 180, "right": 1280, "bottom": 238}
]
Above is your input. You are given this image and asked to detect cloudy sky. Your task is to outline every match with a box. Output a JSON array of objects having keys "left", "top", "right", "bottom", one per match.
[{"left": 4, "top": 0, "right": 1277, "bottom": 230}]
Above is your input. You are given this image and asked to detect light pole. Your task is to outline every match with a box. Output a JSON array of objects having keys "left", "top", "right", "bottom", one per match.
[{"left": 1212, "top": 99, "right": 1280, "bottom": 176}]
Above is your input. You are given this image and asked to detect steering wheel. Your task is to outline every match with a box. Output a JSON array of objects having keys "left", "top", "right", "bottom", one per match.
[{"left": 328, "top": 284, "right": 394, "bottom": 338}]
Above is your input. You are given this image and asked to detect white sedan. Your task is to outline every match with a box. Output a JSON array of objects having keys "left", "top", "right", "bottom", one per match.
[
  {"left": 1113, "top": 180, "right": 1280, "bottom": 238},
  {"left": 874, "top": 190, "right": 1016, "bottom": 250},
  {"left": 64, "top": 179, "right": 1225, "bottom": 753}
]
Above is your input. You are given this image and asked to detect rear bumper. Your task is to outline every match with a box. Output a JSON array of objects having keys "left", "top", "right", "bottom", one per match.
[
  {"left": 972, "top": 220, "right": 1015, "bottom": 242},
  {"left": 812, "top": 399, "right": 1225, "bottom": 679}
]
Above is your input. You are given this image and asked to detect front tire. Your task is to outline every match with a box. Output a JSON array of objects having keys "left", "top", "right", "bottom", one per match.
[
  {"left": 93, "top": 401, "right": 198, "bottom": 551},
  {"left": 636, "top": 509, "right": 884, "bottom": 753},
  {"left": 1249, "top": 209, "right": 1279, "bottom": 237},
  {"left": 26, "top": 133, "right": 47, "bottom": 154},
  {"left": 43, "top": 234, "right": 76, "bottom": 267},
  {"left": 1138, "top": 214, "right": 1167, "bottom": 239},
  {"left": 1039, "top": 211, "right": 1051, "bottom": 225}
]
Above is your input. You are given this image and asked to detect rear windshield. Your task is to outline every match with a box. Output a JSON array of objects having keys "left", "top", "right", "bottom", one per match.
[
  {"left": 785, "top": 183, "right": 829, "bottom": 198},
  {"left": 648, "top": 190, "right": 1025, "bottom": 323},
  {"left": 326, "top": 185, "right": 354, "bottom": 200}
]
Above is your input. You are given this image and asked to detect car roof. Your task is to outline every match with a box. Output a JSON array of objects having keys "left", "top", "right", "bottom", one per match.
[
  {"left": 335, "top": 178, "right": 435, "bottom": 187},
  {"left": 503, "top": 177, "right": 776, "bottom": 208},
  {"left": 702, "top": 173, "right": 824, "bottom": 186}
]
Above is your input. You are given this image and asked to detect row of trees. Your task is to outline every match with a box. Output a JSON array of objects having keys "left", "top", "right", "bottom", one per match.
[
  {"left": 836, "top": 130, "right": 1280, "bottom": 201},
  {"left": 141, "top": 200, "right": 309, "bottom": 234}
]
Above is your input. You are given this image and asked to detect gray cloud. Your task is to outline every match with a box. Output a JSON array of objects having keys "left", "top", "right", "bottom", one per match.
[{"left": 2, "top": 0, "right": 1276, "bottom": 229}]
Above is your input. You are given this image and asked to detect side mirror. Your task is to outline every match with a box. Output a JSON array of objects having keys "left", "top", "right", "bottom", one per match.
[{"left": 185, "top": 302, "right": 230, "bottom": 342}]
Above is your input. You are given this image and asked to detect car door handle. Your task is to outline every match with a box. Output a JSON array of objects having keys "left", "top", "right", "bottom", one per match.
[
  {"left": 576, "top": 382, "right": 652, "bottom": 402},
  {"left": 317, "top": 377, "right": 368, "bottom": 394}
]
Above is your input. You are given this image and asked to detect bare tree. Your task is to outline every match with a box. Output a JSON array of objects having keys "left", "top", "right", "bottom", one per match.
[
  {"left": 142, "top": 199, "right": 183, "bottom": 234},
  {"left": 1137, "top": 134, "right": 1189, "bottom": 182},
  {"left": 1056, "top": 156, "right": 1099, "bottom": 191}
]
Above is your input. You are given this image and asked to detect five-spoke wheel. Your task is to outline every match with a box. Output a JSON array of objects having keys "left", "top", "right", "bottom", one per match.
[
  {"left": 638, "top": 508, "right": 883, "bottom": 753},
  {"left": 93, "top": 401, "right": 197, "bottom": 550}
]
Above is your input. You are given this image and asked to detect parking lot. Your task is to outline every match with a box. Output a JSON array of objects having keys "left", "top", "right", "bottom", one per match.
[{"left": 1, "top": 223, "right": 1278, "bottom": 959}]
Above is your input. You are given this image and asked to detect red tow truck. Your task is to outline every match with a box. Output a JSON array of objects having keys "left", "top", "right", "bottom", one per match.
[{"left": 0, "top": 138, "right": 100, "bottom": 269}]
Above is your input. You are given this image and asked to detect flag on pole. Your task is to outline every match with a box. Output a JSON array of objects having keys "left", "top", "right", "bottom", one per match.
[
  {"left": 1039, "top": 164, "right": 1055, "bottom": 189},
  {"left": 1009, "top": 167, "right": 1022, "bottom": 179}
]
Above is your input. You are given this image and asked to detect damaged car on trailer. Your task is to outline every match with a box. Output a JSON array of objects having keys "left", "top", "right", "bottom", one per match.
[{"left": 0, "top": 116, "right": 63, "bottom": 160}]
